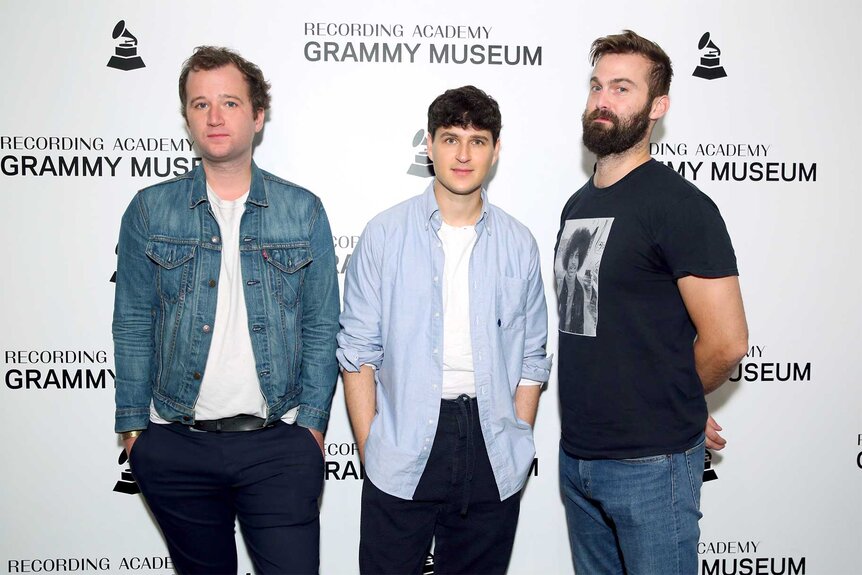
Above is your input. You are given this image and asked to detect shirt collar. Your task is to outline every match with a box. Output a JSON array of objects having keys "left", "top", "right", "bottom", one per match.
[
  {"left": 189, "top": 161, "right": 268, "bottom": 208},
  {"left": 421, "top": 181, "right": 491, "bottom": 236}
]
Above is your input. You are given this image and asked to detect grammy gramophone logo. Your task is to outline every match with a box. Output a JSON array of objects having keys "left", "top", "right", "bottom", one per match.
[
  {"left": 110, "top": 243, "right": 117, "bottom": 283},
  {"left": 692, "top": 32, "right": 727, "bottom": 80},
  {"left": 406, "top": 129, "right": 435, "bottom": 178},
  {"left": 107, "top": 20, "right": 145, "bottom": 71},
  {"left": 113, "top": 448, "right": 141, "bottom": 495},
  {"left": 703, "top": 449, "right": 718, "bottom": 482}
]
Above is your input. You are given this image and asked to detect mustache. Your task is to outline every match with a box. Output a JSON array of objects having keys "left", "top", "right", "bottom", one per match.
[{"left": 584, "top": 108, "right": 619, "bottom": 124}]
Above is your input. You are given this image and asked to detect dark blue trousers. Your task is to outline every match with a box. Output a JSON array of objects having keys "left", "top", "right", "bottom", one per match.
[
  {"left": 359, "top": 396, "right": 522, "bottom": 575},
  {"left": 129, "top": 421, "right": 323, "bottom": 575}
]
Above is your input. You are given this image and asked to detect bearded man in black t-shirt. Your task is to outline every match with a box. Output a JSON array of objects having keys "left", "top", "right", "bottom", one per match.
[{"left": 556, "top": 30, "right": 749, "bottom": 575}]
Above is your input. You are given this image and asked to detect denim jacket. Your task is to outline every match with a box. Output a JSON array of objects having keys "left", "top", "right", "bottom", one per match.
[{"left": 113, "top": 163, "right": 339, "bottom": 433}]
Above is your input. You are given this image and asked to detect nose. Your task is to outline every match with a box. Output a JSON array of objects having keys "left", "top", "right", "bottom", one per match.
[
  {"left": 455, "top": 141, "right": 470, "bottom": 163},
  {"left": 207, "top": 106, "right": 223, "bottom": 127},
  {"left": 588, "top": 87, "right": 609, "bottom": 112}
]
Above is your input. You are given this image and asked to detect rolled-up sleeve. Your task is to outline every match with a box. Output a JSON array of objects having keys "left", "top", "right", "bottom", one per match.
[
  {"left": 337, "top": 222, "right": 384, "bottom": 372},
  {"left": 521, "top": 236, "right": 552, "bottom": 383}
]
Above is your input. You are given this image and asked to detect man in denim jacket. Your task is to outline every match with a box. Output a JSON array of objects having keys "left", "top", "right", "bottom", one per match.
[{"left": 113, "top": 46, "right": 339, "bottom": 574}]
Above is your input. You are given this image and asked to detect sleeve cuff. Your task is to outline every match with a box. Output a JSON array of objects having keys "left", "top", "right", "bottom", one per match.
[{"left": 517, "top": 378, "right": 543, "bottom": 387}]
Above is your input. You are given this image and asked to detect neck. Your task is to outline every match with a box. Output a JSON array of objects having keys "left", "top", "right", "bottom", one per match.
[
  {"left": 434, "top": 182, "right": 483, "bottom": 227},
  {"left": 593, "top": 137, "right": 651, "bottom": 189},
  {"left": 203, "top": 158, "right": 253, "bottom": 201}
]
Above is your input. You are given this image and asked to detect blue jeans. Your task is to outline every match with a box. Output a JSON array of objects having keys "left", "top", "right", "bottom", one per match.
[{"left": 559, "top": 438, "right": 704, "bottom": 575}]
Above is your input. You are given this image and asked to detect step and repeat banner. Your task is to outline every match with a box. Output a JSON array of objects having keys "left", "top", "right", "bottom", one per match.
[{"left": 1, "top": 1, "right": 859, "bottom": 574}]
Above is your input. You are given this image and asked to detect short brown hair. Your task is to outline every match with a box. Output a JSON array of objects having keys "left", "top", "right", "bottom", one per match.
[
  {"left": 589, "top": 30, "right": 673, "bottom": 100},
  {"left": 178, "top": 46, "right": 271, "bottom": 121}
]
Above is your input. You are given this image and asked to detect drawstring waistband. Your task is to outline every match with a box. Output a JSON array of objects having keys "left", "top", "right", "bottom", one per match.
[{"left": 452, "top": 394, "right": 476, "bottom": 516}]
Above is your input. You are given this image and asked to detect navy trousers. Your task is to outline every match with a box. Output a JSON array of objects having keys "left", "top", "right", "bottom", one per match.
[
  {"left": 129, "top": 421, "right": 324, "bottom": 574},
  {"left": 359, "top": 396, "right": 522, "bottom": 575}
]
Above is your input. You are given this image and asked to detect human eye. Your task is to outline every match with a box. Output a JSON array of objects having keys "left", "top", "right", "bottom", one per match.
[
  {"left": 193, "top": 101, "right": 208, "bottom": 110},
  {"left": 445, "top": 137, "right": 457, "bottom": 145},
  {"left": 471, "top": 138, "right": 486, "bottom": 146},
  {"left": 225, "top": 100, "right": 239, "bottom": 108}
]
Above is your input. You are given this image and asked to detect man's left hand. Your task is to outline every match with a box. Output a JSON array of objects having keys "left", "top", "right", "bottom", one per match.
[{"left": 705, "top": 415, "right": 726, "bottom": 451}]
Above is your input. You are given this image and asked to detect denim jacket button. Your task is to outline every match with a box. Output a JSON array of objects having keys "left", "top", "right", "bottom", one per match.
[
  {"left": 202, "top": 324, "right": 212, "bottom": 333},
  {"left": 193, "top": 372, "right": 201, "bottom": 380},
  {"left": 211, "top": 236, "right": 220, "bottom": 244},
  {"left": 208, "top": 279, "right": 216, "bottom": 288}
]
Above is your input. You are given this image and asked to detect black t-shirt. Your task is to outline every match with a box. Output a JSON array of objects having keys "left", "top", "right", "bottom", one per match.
[{"left": 555, "top": 159, "right": 738, "bottom": 459}]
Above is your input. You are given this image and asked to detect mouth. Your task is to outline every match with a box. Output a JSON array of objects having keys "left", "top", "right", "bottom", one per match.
[{"left": 451, "top": 168, "right": 473, "bottom": 175}]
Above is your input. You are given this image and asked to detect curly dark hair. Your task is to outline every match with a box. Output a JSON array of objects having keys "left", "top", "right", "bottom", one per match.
[
  {"left": 178, "top": 46, "right": 271, "bottom": 121},
  {"left": 562, "top": 227, "right": 594, "bottom": 273},
  {"left": 427, "top": 85, "right": 502, "bottom": 143},
  {"left": 589, "top": 30, "right": 673, "bottom": 100}
]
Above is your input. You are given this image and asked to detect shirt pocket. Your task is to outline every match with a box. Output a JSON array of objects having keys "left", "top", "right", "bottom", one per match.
[
  {"left": 264, "top": 246, "right": 313, "bottom": 308},
  {"left": 496, "top": 276, "right": 528, "bottom": 330},
  {"left": 146, "top": 240, "right": 196, "bottom": 303}
]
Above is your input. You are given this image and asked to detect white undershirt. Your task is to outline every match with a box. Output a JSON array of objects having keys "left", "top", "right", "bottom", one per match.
[
  {"left": 193, "top": 188, "right": 265, "bottom": 420},
  {"left": 439, "top": 221, "right": 479, "bottom": 399}
]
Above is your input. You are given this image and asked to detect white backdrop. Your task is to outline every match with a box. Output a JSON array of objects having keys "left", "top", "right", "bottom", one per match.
[{"left": 1, "top": 1, "right": 859, "bottom": 574}]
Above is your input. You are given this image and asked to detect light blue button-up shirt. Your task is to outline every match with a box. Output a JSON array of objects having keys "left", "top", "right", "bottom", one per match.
[{"left": 337, "top": 184, "right": 551, "bottom": 500}]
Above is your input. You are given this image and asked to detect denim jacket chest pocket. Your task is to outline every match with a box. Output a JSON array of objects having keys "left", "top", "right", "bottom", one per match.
[
  {"left": 264, "top": 245, "right": 313, "bottom": 307},
  {"left": 146, "top": 240, "right": 197, "bottom": 303}
]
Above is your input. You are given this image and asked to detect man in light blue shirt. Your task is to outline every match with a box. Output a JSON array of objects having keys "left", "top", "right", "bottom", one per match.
[{"left": 337, "top": 86, "right": 551, "bottom": 574}]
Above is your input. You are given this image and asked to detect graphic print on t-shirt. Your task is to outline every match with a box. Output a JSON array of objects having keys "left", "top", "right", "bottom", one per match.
[{"left": 555, "top": 218, "right": 613, "bottom": 336}]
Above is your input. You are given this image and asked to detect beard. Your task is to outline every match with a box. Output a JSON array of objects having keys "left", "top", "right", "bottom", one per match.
[{"left": 581, "top": 101, "right": 652, "bottom": 157}]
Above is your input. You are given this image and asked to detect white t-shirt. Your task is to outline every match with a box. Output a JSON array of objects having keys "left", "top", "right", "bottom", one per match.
[
  {"left": 193, "top": 188, "right": 265, "bottom": 420},
  {"left": 439, "top": 221, "right": 479, "bottom": 399}
]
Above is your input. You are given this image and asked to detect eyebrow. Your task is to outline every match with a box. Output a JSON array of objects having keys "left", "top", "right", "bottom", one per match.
[
  {"left": 188, "top": 93, "right": 245, "bottom": 103},
  {"left": 439, "top": 131, "right": 489, "bottom": 142},
  {"left": 590, "top": 76, "right": 637, "bottom": 86}
]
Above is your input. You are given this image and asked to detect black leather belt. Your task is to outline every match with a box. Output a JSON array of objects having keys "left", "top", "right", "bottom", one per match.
[{"left": 192, "top": 414, "right": 270, "bottom": 432}]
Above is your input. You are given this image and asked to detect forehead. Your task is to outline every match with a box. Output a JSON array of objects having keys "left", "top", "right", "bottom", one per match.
[
  {"left": 592, "top": 53, "right": 652, "bottom": 84},
  {"left": 432, "top": 125, "right": 493, "bottom": 140},
  {"left": 186, "top": 64, "right": 249, "bottom": 97}
]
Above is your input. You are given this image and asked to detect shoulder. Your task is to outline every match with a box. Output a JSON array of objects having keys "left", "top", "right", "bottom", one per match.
[
  {"left": 365, "top": 192, "right": 425, "bottom": 232},
  {"left": 487, "top": 203, "right": 538, "bottom": 251},
  {"left": 642, "top": 160, "right": 714, "bottom": 206},
  {"left": 488, "top": 204, "right": 533, "bottom": 237},
  {"left": 352, "top": 193, "right": 426, "bottom": 256},
  {"left": 560, "top": 180, "right": 592, "bottom": 217},
  {"left": 260, "top": 169, "right": 322, "bottom": 206},
  {"left": 136, "top": 171, "right": 194, "bottom": 202}
]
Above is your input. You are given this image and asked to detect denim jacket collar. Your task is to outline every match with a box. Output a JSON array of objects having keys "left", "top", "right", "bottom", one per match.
[
  {"left": 188, "top": 161, "right": 269, "bottom": 209},
  {"left": 421, "top": 182, "right": 491, "bottom": 236}
]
